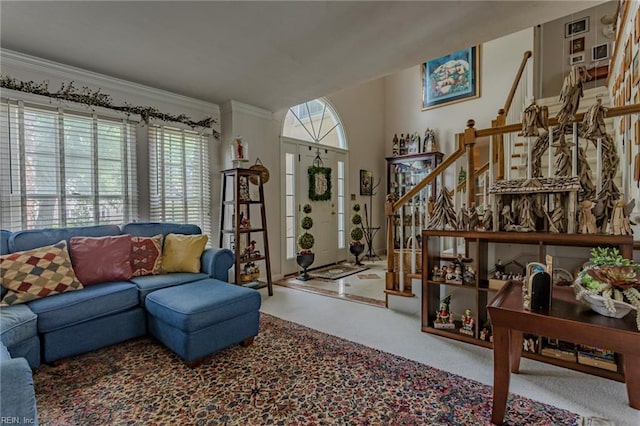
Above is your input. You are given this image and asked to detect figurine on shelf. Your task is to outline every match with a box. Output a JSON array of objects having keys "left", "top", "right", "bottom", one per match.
[
  {"left": 463, "top": 266, "right": 475, "bottom": 285},
  {"left": 392, "top": 134, "right": 399, "bottom": 156},
  {"left": 239, "top": 177, "right": 251, "bottom": 201},
  {"left": 467, "top": 204, "right": 479, "bottom": 230},
  {"left": 434, "top": 296, "right": 455, "bottom": 329},
  {"left": 432, "top": 265, "right": 444, "bottom": 282},
  {"left": 423, "top": 128, "right": 436, "bottom": 152},
  {"left": 445, "top": 262, "right": 463, "bottom": 284},
  {"left": 459, "top": 308, "right": 474, "bottom": 336},
  {"left": 482, "top": 206, "right": 493, "bottom": 231},
  {"left": 578, "top": 200, "right": 597, "bottom": 234},
  {"left": 238, "top": 212, "right": 251, "bottom": 229},
  {"left": 243, "top": 240, "right": 261, "bottom": 260},
  {"left": 610, "top": 199, "right": 634, "bottom": 235},
  {"left": 500, "top": 204, "right": 514, "bottom": 231}
]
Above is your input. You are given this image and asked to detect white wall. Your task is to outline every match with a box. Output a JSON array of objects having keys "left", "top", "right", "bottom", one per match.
[
  {"left": 327, "top": 79, "right": 386, "bottom": 254},
  {"left": 383, "top": 28, "right": 534, "bottom": 190},
  {"left": 540, "top": 1, "right": 617, "bottom": 98}
]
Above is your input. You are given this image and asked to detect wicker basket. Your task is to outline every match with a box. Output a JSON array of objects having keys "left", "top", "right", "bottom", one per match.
[
  {"left": 249, "top": 158, "right": 270, "bottom": 185},
  {"left": 393, "top": 249, "right": 422, "bottom": 274},
  {"left": 240, "top": 272, "right": 260, "bottom": 283}
]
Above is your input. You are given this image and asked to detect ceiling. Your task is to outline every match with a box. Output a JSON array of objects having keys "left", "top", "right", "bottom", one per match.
[{"left": 0, "top": 1, "right": 603, "bottom": 112}]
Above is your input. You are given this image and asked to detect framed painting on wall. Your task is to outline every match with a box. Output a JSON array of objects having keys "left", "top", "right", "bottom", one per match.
[
  {"left": 592, "top": 42, "right": 609, "bottom": 61},
  {"left": 359, "top": 170, "right": 373, "bottom": 196},
  {"left": 565, "top": 17, "right": 589, "bottom": 38},
  {"left": 569, "top": 53, "right": 584, "bottom": 65},
  {"left": 570, "top": 37, "right": 585, "bottom": 54},
  {"left": 421, "top": 46, "right": 480, "bottom": 110}
]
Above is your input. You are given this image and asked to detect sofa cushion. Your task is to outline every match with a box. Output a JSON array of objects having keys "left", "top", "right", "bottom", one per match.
[
  {"left": 162, "top": 234, "right": 208, "bottom": 273},
  {"left": 0, "top": 341, "right": 10, "bottom": 361},
  {"left": 0, "top": 304, "right": 38, "bottom": 347},
  {"left": 27, "top": 281, "right": 139, "bottom": 333},
  {"left": 145, "top": 279, "right": 261, "bottom": 332},
  {"left": 122, "top": 222, "right": 201, "bottom": 238},
  {"left": 131, "top": 272, "right": 208, "bottom": 303},
  {"left": 130, "top": 234, "right": 163, "bottom": 276},
  {"left": 0, "top": 240, "right": 83, "bottom": 306},
  {"left": 9, "top": 224, "right": 121, "bottom": 252},
  {"left": 70, "top": 235, "right": 133, "bottom": 286},
  {"left": 0, "top": 358, "right": 39, "bottom": 424},
  {"left": 0, "top": 230, "right": 11, "bottom": 255}
]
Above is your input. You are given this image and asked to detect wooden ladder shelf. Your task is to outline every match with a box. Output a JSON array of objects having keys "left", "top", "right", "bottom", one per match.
[{"left": 219, "top": 168, "right": 273, "bottom": 296}]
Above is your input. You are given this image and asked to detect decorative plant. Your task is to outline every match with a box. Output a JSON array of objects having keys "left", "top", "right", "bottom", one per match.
[
  {"left": 576, "top": 247, "right": 640, "bottom": 329},
  {"left": 350, "top": 204, "right": 364, "bottom": 246},
  {"left": 297, "top": 204, "right": 314, "bottom": 254}
]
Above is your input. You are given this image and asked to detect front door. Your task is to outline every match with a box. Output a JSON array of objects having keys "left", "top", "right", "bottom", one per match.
[
  {"left": 281, "top": 139, "right": 347, "bottom": 276},
  {"left": 299, "top": 147, "right": 339, "bottom": 268}
]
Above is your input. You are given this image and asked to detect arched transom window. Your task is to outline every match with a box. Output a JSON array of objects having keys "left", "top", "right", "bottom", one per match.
[{"left": 282, "top": 98, "right": 346, "bottom": 149}]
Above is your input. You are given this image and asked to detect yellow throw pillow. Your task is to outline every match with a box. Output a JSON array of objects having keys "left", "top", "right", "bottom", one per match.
[{"left": 161, "top": 233, "right": 208, "bottom": 273}]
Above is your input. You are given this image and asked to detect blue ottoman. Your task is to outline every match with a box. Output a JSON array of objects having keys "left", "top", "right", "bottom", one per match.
[{"left": 145, "top": 278, "right": 261, "bottom": 366}]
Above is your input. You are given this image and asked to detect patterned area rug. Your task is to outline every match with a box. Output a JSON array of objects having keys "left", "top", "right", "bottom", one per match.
[
  {"left": 308, "top": 263, "right": 368, "bottom": 279},
  {"left": 34, "top": 314, "right": 582, "bottom": 425}
]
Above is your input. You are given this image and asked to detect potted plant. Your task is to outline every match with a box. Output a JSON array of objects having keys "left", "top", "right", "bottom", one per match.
[
  {"left": 574, "top": 247, "right": 640, "bottom": 329},
  {"left": 296, "top": 203, "right": 315, "bottom": 280},
  {"left": 349, "top": 203, "right": 365, "bottom": 265}
]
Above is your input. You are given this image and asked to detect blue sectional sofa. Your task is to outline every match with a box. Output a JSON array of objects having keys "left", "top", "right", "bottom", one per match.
[{"left": 0, "top": 222, "right": 261, "bottom": 424}]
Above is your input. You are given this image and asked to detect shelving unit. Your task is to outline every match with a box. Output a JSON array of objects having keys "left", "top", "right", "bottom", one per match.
[
  {"left": 421, "top": 230, "right": 633, "bottom": 381},
  {"left": 386, "top": 152, "right": 443, "bottom": 249},
  {"left": 219, "top": 168, "right": 273, "bottom": 296}
]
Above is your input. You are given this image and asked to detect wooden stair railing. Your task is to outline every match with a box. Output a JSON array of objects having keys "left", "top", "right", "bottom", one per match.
[{"left": 495, "top": 50, "right": 532, "bottom": 180}]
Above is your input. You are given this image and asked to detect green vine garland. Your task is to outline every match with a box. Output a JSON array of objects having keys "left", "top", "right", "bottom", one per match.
[
  {"left": 0, "top": 76, "right": 219, "bottom": 137},
  {"left": 308, "top": 166, "right": 332, "bottom": 201}
]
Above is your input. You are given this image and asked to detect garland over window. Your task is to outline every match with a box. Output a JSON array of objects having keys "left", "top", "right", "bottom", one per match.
[
  {"left": 308, "top": 166, "right": 332, "bottom": 201},
  {"left": 0, "top": 76, "right": 219, "bottom": 137}
]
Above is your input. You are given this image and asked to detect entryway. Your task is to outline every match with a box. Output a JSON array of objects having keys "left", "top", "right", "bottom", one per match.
[{"left": 275, "top": 258, "right": 387, "bottom": 307}]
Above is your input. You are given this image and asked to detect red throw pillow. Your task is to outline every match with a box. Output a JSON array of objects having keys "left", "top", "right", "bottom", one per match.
[
  {"left": 130, "top": 234, "right": 163, "bottom": 276},
  {"left": 70, "top": 235, "right": 133, "bottom": 286}
]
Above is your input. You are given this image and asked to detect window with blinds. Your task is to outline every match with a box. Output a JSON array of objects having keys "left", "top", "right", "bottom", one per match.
[
  {"left": 148, "top": 125, "right": 211, "bottom": 238},
  {"left": 0, "top": 99, "right": 138, "bottom": 231}
]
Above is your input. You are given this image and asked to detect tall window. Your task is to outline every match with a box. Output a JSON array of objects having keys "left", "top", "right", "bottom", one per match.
[
  {"left": 282, "top": 98, "right": 346, "bottom": 149},
  {"left": 148, "top": 125, "right": 211, "bottom": 237},
  {"left": 284, "top": 152, "right": 296, "bottom": 258},
  {"left": 0, "top": 99, "right": 137, "bottom": 231}
]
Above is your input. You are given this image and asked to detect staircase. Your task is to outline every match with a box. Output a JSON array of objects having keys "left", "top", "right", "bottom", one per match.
[{"left": 384, "top": 54, "right": 640, "bottom": 314}]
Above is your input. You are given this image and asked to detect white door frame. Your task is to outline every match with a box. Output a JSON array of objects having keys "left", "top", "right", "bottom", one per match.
[{"left": 280, "top": 136, "right": 349, "bottom": 276}]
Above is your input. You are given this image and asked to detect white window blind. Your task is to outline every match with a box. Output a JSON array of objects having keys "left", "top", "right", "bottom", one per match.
[
  {"left": 149, "top": 125, "right": 211, "bottom": 238},
  {"left": 0, "top": 99, "right": 138, "bottom": 231}
]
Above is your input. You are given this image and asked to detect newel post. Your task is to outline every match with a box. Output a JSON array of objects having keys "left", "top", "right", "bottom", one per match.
[
  {"left": 385, "top": 194, "right": 397, "bottom": 291},
  {"left": 464, "top": 119, "right": 476, "bottom": 206}
]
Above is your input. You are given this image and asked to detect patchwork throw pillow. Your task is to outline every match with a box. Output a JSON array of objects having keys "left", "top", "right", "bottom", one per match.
[
  {"left": 70, "top": 234, "right": 133, "bottom": 286},
  {"left": 162, "top": 233, "right": 208, "bottom": 273},
  {"left": 0, "top": 240, "right": 83, "bottom": 306},
  {"left": 130, "top": 234, "right": 163, "bottom": 276}
]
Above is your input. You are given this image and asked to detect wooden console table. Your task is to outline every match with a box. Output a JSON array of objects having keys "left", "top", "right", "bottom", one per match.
[{"left": 487, "top": 281, "right": 640, "bottom": 425}]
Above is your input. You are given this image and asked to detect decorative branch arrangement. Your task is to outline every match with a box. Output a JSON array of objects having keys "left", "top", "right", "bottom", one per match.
[{"left": 0, "top": 76, "right": 219, "bottom": 137}]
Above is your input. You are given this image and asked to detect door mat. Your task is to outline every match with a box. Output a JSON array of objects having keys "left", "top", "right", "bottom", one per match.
[
  {"left": 357, "top": 273, "right": 381, "bottom": 280},
  {"left": 308, "top": 264, "right": 368, "bottom": 280}
]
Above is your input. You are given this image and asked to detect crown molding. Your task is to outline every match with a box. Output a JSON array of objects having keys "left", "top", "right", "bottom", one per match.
[
  {"left": 220, "top": 100, "right": 273, "bottom": 120},
  {"left": 0, "top": 49, "right": 220, "bottom": 117}
]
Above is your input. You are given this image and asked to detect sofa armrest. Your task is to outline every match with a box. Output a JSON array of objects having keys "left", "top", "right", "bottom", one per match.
[
  {"left": 0, "top": 358, "right": 39, "bottom": 425},
  {"left": 200, "top": 248, "right": 234, "bottom": 281}
]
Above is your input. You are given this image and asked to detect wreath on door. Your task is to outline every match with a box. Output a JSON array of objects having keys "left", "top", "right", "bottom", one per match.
[{"left": 308, "top": 166, "right": 332, "bottom": 201}]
